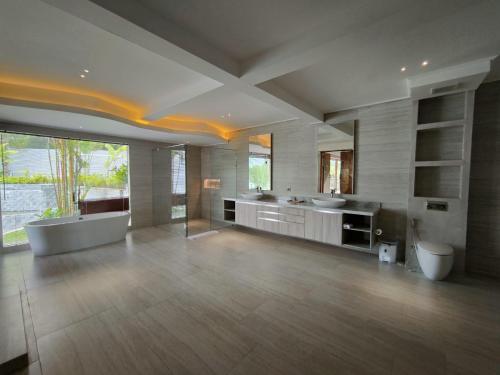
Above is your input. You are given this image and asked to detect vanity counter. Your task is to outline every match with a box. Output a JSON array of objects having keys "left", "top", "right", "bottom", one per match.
[
  {"left": 222, "top": 197, "right": 380, "bottom": 254},
  {"left": 222, "top": 197, "right": 380, "bottom": 216}
]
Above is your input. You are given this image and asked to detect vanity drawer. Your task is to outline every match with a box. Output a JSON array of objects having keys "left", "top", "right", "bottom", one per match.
[
  {"left": 281, "top": 214, "right": 305, "bottom": 224},
  {"left": 257, "top": 204, "right": 279, "bottom": 213},
  {"left": 257, "top": 217, "right": 281, "bottom": 233},
  {"left": 279, "top": 207, "right": 305, "bottom": 216},
  {"left": 257, "top": 211, "right": 280, "bottom": 220}
]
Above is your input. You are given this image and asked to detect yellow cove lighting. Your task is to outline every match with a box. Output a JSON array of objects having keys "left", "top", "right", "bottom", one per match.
[{"left": 0, "top": 75, "right": 230, "bottom": 140}]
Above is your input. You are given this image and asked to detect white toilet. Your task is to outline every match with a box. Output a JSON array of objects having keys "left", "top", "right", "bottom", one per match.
[{"left": 416, "top": 241, "right": 454, "bottom": 281}]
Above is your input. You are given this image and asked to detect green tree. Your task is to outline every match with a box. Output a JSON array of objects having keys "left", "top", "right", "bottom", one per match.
[
  {"left": 104, "top": 144, "right": 127, "bottom": 175},
  {"left": 47, "top": 139, "right": 103, "bottom": 216},
  {"left": 0, "top": 138, "right": 17, "bottom": 176},
  {"left": 110, "top": 164, "right": 128, "bottom": 188},
  {"left": 249, "top": 162, "right": 270, "bottom": 190}
]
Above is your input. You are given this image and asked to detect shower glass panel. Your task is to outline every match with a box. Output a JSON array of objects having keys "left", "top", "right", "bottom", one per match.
[
  {"left": 152, "top": 145, "right": 187, "bottom": 237},
  {"left": 208, "top": 148, "right": 237, "bottom": 231},
  {"left": 187, "top": 146, "right": 237, "bottom": 238}
]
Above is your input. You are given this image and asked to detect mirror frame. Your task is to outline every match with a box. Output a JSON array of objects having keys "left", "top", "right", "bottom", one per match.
[
  {"left": 316, "top": 120, "right": 357, "bottom": 195},
  {"left": 248, "top": 133, "right": 273, "bottom": 191}
]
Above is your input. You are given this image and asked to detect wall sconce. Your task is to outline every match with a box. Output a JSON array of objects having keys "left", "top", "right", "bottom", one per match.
[{"left": 203, "top": 178, "right": 221, "bottom": 189}]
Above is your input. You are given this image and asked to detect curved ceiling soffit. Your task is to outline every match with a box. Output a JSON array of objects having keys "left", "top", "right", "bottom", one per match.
[{"left": 0, "top": 76, "right": 229, "bottom": 140}]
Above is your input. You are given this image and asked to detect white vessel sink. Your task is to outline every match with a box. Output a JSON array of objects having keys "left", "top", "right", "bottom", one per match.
[
  {"left": 312, "top": 197, "right": 346, "bottom": 208},
  {"left": 241, "top": 192, "right": 264, "bottom": 200}
]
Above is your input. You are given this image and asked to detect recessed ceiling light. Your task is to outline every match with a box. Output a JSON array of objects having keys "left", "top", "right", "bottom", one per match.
[
  {"left": 83, "top": 69, "right": 89, "bottom": 73},
  {"left": 400, "top": 66, "right": 406, "bottom": 72},
  {"left": 421, "top": 60, "right": 429, "bottom": 67},
  {"left": 80, "top": 74, "right": 85, "bottom": 78}
]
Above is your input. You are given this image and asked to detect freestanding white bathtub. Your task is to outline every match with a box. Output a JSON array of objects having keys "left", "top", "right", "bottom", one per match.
[{"left": 25, "top": 211, "right": 130, "bottom": 256}]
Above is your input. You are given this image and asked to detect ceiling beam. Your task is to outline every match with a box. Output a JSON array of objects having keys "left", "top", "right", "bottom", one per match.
[
  {"left": 239, "top": 0, "right": 414, "bottom": 85},
  {"left": 239, "top": 0, "right": 479, "bottom": 86},
  {"left": 143, "top": 80, "right": 223, "bottom": 121},
  {"left": 41, "top": 0, "right": 324, "bottom": 123}
]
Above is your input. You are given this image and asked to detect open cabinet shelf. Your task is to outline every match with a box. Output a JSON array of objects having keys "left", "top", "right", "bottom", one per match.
[
  {"left": 341, "top": 213, "right": 373, "bottom": 252},
  {"left": 223, "top": 199, "right": 236, "bottom": 222}
]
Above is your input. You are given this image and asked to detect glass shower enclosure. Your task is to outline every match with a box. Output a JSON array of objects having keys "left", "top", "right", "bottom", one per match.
[
  {"left": 152, "top": 144, "right": 188, "bottom": 236},
  {"left": 187, "top": 146, "right": 237, "bottom": 237},
  {"left": 152, "top": 144, "right": 236, "bottom": 238}
]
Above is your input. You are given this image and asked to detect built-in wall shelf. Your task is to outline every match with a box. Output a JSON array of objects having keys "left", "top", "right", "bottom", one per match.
[
  {"left": 416, "top": 124, "right": 464, "bottom": 162},
  {"left": 408, "top": 89, "right": 474, "bottom": 271},
  {"left": 417, "top": 92, "right": 465, "bottom": 124},
  {"left": 223, "top": 199, "right": 236, "bottom": 222},
  {"left": 414, "top": 160, "right": 464, "bottom": 167},
  {"left": 412, "top": 93, "right": 470, "bottom": 200},
  {"left": 414, "top": 165, "right": 461, "bottom": 199},
  {"left": 416, "top": 119, "right": 464, "bottom": 131}
]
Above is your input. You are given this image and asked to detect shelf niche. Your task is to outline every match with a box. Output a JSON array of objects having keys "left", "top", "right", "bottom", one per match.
[
  {"left": 414, "top": 166, "right": 461, "bottom": 199},
  {"left": 417, "top": 92, "right": 465, "bottom": 124},
  {"left": 416, "top": 125, "right": 464, "bottom": 162}
]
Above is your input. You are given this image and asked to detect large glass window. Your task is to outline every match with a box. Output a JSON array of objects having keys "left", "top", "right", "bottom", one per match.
[{"left": 0, "top": 132, "right": 129, "bottom": 247}]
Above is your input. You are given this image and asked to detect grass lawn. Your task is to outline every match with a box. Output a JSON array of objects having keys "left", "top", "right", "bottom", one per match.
[{"left": 3, "top": 228, "right": 28, "bottom": 246}]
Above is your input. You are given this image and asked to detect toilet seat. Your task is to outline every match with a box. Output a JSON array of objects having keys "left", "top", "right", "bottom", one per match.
[
  {"left": 417, "top": 241, "right": 453, "bottom": 256},
  {"left": 416, "top": 241, "right": 454, "bottom": 280}
]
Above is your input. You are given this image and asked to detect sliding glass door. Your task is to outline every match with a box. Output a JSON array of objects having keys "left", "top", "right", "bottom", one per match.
[{"left": 0, "top": 132, "right": 129, "bottom": 249}]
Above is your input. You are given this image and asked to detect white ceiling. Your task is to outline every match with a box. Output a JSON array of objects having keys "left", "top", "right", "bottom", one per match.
[
  {"left": 161, "top": 86, "right": 295, "bottom": 130},
  {"left": 139, "top": 0, "right": 373, "bottom": 62},
  {"left": 0, "top": 0, "right": 220, "bottom": 108},
  {"left": 270, "top": 0, "right": 500, "bottom": 112},
  {"left": 0, "top": 104, "right": 222, "bottom": 145},
  {"left": 1, "top": 0, "right": 499, "bottom": 142},
  {"left": 0, "top": 0, "right": 292, "bottom": 141}
]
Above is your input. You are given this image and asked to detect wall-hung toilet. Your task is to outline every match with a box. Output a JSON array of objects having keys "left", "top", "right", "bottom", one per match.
[{"left": 416, "top": 241, "right": 454, "bottom": 281}]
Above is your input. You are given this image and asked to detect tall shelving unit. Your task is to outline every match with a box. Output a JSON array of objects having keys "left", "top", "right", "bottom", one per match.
[{"left": 406, "top": 91, "right": 475, "bottom": 272}]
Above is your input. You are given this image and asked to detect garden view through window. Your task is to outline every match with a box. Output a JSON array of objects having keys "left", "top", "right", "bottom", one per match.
[
  {"left": 171, "top": 149, "right": 186, "bottom": 220},
  {"left": 0, "top": 132, "right": 129, "bottom": 247},
  {"left": 248, "top": 134, "right": 272, "bottom": 191}
]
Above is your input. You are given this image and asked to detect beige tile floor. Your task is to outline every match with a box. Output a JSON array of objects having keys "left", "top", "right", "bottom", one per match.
[{"left": 1, "top": 224, "right": 500, "bottom": 375}]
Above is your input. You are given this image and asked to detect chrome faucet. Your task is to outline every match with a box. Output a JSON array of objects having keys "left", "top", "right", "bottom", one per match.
[{"left": 330, "top": 189, "right": 336, "bottom": 198}]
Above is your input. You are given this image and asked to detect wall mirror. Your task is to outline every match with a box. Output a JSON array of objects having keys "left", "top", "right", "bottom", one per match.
[
  {"left": 248, "top": 133, "right": 272, "bottom": 191},
  {"left": 317, "top": 120, "right": 356, "bottom": 194}
]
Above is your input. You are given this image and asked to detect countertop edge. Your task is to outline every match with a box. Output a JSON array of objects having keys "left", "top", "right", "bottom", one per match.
[{"left": 222, "top": 197, "right": 379, "bottom": 216}]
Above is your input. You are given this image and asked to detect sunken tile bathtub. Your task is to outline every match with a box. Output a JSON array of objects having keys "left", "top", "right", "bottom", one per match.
[{"left": 25, "top": 211, "right": 130, "bottom": 256}]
